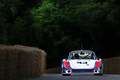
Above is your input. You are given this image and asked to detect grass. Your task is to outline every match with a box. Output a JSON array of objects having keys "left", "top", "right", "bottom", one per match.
[{"left": 26, "top": 73, "right": 41, "bottom": 79}]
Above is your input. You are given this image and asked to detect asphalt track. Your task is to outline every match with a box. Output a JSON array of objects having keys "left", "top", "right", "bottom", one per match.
[{"left": 24, "top": 74, "right": 120, "bottom": 80}]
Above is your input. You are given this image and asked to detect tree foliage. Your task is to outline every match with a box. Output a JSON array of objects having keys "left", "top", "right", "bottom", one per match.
[{"left": 0, "top": 0, "right": 120, "bottom": 68}]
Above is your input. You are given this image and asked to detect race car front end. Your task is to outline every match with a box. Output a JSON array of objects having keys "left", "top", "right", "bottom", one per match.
[{"left": 62, "top": 59, "right": 103, "bottom": 76}]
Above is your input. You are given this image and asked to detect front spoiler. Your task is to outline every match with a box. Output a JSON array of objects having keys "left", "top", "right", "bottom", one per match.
[
  {"left": 62, "top": 73, "right": 103, "bottom": 74},
  {"left": 62, "top": 69, "right": 103, "bottom": 75}
]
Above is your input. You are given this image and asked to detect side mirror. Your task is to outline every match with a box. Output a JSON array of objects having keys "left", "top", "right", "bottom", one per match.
[{"left": 98, "top": 58, "right": 102, "bottom": 61}]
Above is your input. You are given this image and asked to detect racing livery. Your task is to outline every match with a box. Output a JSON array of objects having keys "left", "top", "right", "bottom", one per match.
[{"left": 62, "top": 50, "right": 103, "bottom": 76}]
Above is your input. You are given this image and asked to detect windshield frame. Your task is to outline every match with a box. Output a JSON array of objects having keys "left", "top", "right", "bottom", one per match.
[{"left": 68, "top": 50, "right": 97, "bottom": 60}]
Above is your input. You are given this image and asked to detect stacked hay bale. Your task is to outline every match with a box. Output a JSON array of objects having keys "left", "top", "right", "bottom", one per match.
[
  {"left": 0, "top": 48, "right": 6, "bottom": 79},
  {"left": 103, "top": 57, "right": 120, "bottom": 74},
  {"left": 0, "top": 45, "right": 47, "bottom": 79}
]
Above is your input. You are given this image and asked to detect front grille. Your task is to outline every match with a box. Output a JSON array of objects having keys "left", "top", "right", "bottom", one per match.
[{"left": 72, "top": 69, "right": 94, "bottom": 73}]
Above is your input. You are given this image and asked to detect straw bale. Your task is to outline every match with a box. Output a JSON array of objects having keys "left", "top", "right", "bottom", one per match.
[
  {"left": 103, "top": 57, "right": 120, "bottom": 74},
  {"left": 0, "top": 45, "right": 47, "bottom": 79},
  {"left": 0, "top": 48, "right": 6, "bottom": 79}
]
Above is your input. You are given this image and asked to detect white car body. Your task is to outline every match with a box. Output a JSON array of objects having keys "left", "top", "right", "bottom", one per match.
[{"left": 62, "top": 50, "right": 103, "bottom": 76}]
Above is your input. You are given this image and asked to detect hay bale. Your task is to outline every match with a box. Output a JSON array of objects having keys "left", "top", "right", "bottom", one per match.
[
  {"left": 0, "top": 47, "right": 7, "bottom": 80},
  {"left": 103, "top": 57, "right": 120, "bottom": 74},
  {"left": 0, "top": 45, "right": 47, "bottom": 79}
]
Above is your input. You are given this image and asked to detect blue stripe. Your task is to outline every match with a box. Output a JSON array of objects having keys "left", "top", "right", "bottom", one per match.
[
  {"left": 72, "top": 69, "right": 94, "bottom": 73},
  {"left": 93, "top": 61, "right": 97, "bottom": 68},
  {"left": 98, "top": 62, "right": 102, "bottom": 68},
  {"left": 68, "top": 61, "right": 72, "bottom": 68}
]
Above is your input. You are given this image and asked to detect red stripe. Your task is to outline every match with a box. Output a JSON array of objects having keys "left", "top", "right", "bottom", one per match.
[
  {"left": 93, "top": 61, "right": 101, "bottom": 69},
  {"left": 63, "top": 61, "right": 72, "bottom": 69}
]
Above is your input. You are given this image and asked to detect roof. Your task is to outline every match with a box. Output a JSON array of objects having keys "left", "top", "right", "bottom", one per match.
[{"left": 70, "top": 50, "right": 95, "bottom": 53}]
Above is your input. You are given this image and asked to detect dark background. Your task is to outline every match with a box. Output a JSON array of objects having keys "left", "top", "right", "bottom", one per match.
[{"left": 0, "top": 0, "right": 120, "bottom": 68}]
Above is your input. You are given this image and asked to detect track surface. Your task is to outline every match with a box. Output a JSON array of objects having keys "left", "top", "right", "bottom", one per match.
[{"left": 24, "top": 74, "right": 120, "bottom": 80}]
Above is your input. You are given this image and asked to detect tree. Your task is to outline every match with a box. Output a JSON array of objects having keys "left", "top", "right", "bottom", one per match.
[
  {"left": 0, "top": 0, "right": 41, "bottom": 45},
  {"left": 0, "top": 2, "right": 7, "bottom": 44}
]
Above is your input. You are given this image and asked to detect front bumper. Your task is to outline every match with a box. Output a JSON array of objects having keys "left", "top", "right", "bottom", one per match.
[{"left": 62, "top": 68, "right": 102, "bottom": 74}]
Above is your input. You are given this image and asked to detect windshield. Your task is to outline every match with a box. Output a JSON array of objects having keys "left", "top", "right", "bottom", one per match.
[{"left": 68, "top": 51, "right": 97, "bottom": 60}]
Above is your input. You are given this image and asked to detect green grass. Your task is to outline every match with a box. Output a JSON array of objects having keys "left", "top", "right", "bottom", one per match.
[{"left": 26, "top": 73, "right": 41, "bottom": 78}]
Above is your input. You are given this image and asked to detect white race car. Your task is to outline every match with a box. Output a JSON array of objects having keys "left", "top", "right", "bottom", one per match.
[{"left": 62, "top": 50, "right": 103, "bottom": 76}]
